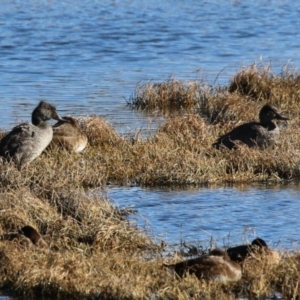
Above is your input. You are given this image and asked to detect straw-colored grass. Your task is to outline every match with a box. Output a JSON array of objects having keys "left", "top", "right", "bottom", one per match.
[
  {"left": 1, "top": 64, "right": 300, "bottom": 298},
  {"left": 129, "top": 77, "right": 208, "bottom": 112},
  {"left": 228, "top": 63, "right": 300, "bottom": 108}
]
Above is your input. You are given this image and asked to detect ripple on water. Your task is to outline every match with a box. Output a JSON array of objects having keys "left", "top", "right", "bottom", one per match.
[
  {"left": 1, "top": 0, "right": 300, "bottom": 132},
  {"left": 107, "top": 184, "right": 300, "bottom": 250}
]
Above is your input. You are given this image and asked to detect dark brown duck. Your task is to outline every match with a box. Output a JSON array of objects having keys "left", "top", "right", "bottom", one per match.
[
  {"left": 0, "top": 225, "right": 48, "bottom": 249},
  {"left": 164, "top": 248, "right": 241, "bottom": 282},
  {"left": 213, "top": 104, "right": 289, "bottom": 149},
  {"left": 20, "top": 225, "right": 48, "bottom": 249},
  {"left": 227, "top": 238, "right": 280, "bottom": 264}
]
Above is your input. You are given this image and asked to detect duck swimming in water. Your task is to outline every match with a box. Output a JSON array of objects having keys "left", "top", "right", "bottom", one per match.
[
  {"left": 164, "top": 248, "right": 242, "bottom": 282},
  {"left": 0, "top": 101, "right": 63, "bottom": 170},
  {"left": 213, "top": 104, "right": 289, "bottom": 150},
  {"left": 51, "top": 116, "right": 88, "bottom": 153}
]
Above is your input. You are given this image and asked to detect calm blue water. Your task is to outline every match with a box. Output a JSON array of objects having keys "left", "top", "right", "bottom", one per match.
[
  {"left": 1, "top": 0, "right": 300, "bottom": 131},
  {"left": 107, "top": 184, "right": 300, "bottom": 250},
  {"left": 1, "top": 0, "right": 300, "bottom": 253}
]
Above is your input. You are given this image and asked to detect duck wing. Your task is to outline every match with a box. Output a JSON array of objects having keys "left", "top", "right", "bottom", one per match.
[
  {"left": 0, "top": 123, "right": 35, "bottom": 159},
  {"left": 53, "top": 122, "right": 81, "bottom": 137},
  {"left": 213, "top": 121, "right": 264, "bottom": 149}
]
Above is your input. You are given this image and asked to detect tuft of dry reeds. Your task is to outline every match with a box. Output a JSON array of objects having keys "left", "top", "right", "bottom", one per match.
[
  {"left": 228, "top": 63, "right": 300, "bottom": 115},
  {"left": 128, "top": 77, "right": 209, "bottom": 112}
]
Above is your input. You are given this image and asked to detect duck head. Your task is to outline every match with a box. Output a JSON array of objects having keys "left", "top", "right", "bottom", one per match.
[
  {"left": 32, "top": 101, "right": 64, "bottom": 125},
  {"left": 259, "top": 104, "right": 289, "bottom": 124}
]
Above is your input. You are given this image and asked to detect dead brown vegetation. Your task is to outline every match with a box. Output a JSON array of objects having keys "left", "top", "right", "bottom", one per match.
[
  {"left": 228, "top": 63, "right": 300, "bottom": 108},
  {"left": 129, "top": 77, "right": 207, "bottom": 112},
  {"left": 1, "top": 64, "right": 300, "bottom": 298}
]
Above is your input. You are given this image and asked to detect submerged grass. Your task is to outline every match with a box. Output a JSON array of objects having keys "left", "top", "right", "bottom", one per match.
[{"left": 1, "top": 64, "right": 300, "bottom": 298}]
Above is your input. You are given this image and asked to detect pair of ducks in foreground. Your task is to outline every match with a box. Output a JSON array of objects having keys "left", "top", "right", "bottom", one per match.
[
  {"left": 164, "top": 237, "right": 280, "bottom": 282},
  {"left": 0, "top": 101, "right": 289, "bottom": 170}
]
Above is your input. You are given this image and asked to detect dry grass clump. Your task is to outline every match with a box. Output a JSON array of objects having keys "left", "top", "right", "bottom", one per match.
[
  {"left": 277, "top": 252, "right": 300, "bottom": 299},
  {"left": 0, "top": 187, "right": 166, "bottom": 299},
  {"left": 78, "top": 115, "right": 124, "bottom": 147},
  {"left": 156, "top": 115, "right": 207, "bottom": 150},
  {"left": 128, "top": 115, "right": 216, "bottom": 186},
  {"left": 198, "top": 91, "right": 258, "bottom": 125},
  {"left": 228, "top": 63, "right": 300, "bottom": 113},
  {"left": 129, "top": 77, "right": 207, "bottom": 112},
  {"left": 233, "top": 250, "right": 300, "bottom": 299},
  {"left": 228, "top": 63, "right": 275, "bottom": 100},
  {"left": 237, "top": 250, "right": 282, "bottom": 298}
]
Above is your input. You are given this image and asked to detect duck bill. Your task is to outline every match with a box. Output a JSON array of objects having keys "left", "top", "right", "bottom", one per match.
[
  {"left": 276, "top": 113, "right": 289, "bottom": 121},
  {"left": 60, "top": 116, "right": 72, "bottom": 122},
  {"left": 53, "top": 113, "right": 67, "bottom": 122}
]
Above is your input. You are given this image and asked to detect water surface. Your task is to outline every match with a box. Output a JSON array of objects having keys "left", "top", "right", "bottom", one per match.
[
  {"left": 108, "top": 184, "right": 300, "bottom": 250},
  {"left": 1, "top": 0, "right": 300, "bottom": 132}
]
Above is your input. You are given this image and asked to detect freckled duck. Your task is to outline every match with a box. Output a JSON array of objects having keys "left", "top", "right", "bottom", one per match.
[
  {"left": 0, "top": 101, "right": 63, "bottom": 170},
  {"left": 51, "top": 116, "right": 88, "bottom": 152},
  {"left": 213, "top": 104, "right": 289, "bottom": 149},
  {"left": 227, "top": 238, "right": 281, "bottom": 265},
  {"left": 164, "top": 248, "right": 242, "bottom": 282}
]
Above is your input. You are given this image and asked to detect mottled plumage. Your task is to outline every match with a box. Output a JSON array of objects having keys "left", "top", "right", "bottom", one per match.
[
  {"left": 0, "top": 101, "right": 62, "bottom": 170},
  {"left": 213, "top": 104, "right": 289, "bottom": 149},
  {"left": 227, "top": 238, "right": 281, "bottom": 264},
  {"left": 51, "top": 116, "right": 88, "bottom": 152},
  {"left": 20, "top": 225, "right": 48, "bottom": 249},
  {"left": 164, "top": 248, "right": 241, "bottom": 282}
]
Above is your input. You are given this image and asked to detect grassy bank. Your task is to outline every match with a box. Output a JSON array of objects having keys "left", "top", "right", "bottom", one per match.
[{"left": 0, "top": 64, "right": 300, "bottom": 298}]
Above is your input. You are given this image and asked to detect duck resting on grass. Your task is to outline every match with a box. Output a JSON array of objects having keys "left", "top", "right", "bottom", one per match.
[
  {"left": 213, "top": 104, "right": 289, "bottom": 150},
  {"left": 164, "top": 248, "right": 242, "bottom": 282},
  {"left": 0, "top": 101, "right": 64, "bottom": 170},
  {"left": 226, "top": 238, "right": 281, "bottom": 265},
  {"left": 20, "top": 225, "right": 48, "bottom": 249},
  {"left": 0, "top": 225, "right": 48, "bottom": 249},
  {"left": 51, "top": 116, "right": 88, "bottom": 152}
]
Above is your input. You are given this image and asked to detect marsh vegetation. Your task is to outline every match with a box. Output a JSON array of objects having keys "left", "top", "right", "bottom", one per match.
[{"left": 1, "top": 64, "right": 300, "bottom": 299}]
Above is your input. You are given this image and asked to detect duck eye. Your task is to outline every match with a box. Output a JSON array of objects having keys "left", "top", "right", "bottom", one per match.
[{"left": 267, "top": 111, "right": 275, "bottom": 118}]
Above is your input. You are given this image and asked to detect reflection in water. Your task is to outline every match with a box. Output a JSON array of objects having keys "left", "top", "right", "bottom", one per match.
[{"left": 107, "top": 184, "right": 300, "bottom": 250}]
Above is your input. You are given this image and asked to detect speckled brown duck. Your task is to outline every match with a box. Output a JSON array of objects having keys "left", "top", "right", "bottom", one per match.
[
  {"left": 227, "top": 238, "right": 280, "bottom": 264},
  {"left": 20, "top": 225, "right": 48, "bottom": 249},
  {"left": 51, "top": 116, "right": 88, "bottom": 152},
  {"left": 0, "top": 101, "right": 63, "bottom": 170},
  {"left": 0, "top": 225, "right": 48, "bottom": 249},
  {"left": 213, "top": 104, "right": 289, "bottom": 150},
  {"left": 164, "top": 248, "right": 242, "bottom": 282}
]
